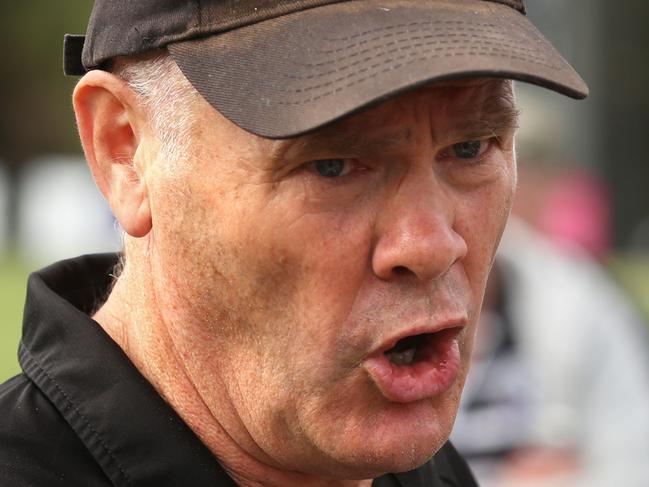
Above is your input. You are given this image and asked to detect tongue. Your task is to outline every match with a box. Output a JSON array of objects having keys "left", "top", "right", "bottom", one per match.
[
  {"left": 385, "top": 334, "right": 428, "bottom": 366},
  {"left": 387, "top": 348, "right": 416, "bottom": 366}
]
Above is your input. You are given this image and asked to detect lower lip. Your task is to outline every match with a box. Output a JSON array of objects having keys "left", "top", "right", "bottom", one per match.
[{"left": 362, "top": 328, "right": 462, "bottom": 403}]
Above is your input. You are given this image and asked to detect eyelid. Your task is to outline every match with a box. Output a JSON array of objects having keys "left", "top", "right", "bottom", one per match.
[
  {"left": 310, "top": 158, "right": 351, "bottom": 177},
  {"left": 304, "top": 157, "right": 368, "bottom": 179},
  {"left": 437, "top": 137, "right": 494, "bottom": 161}
]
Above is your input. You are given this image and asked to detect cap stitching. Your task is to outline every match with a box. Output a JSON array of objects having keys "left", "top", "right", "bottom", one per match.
[
  {"left": 276, "top": 34, "right": 558, "bottom": 92},
  {"left": 293, "top": 31, "right": 547, "bottom": 73},
  {"left": 320, "top": 19, "right": 501, "bottom": 43},
  {"left": 268, "top": 46, "right": 561, "bottom": 106},
  {"left": 317, "top": 26, "right": 507, "bottom": 56},
  {"left": 291, "top": 19, "right": 544, "bottom": 66}
]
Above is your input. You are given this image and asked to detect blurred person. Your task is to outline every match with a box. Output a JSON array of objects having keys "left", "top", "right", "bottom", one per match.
[
  {"left": 629, "top": 216, "right": 649, "bottom": 252},
  {"left": 0, "top": 1, "right": 588, "bottom": 486},
  {"left": 16, "top": 156, "right": 121, "bottom": 264},
  {"left": 514, "top": 167, "right": 612, "bottom": 260},
  {"left": 452, "top": 217, "right": 649, "bottom": 487},
  {"left": 536, "top": 170, "right": 611, "bottom": 259}
]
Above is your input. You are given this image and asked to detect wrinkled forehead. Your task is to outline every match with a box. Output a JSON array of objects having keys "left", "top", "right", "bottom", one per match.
[{"left": 289, "top": 77, "right": 517, "bottom": 141}]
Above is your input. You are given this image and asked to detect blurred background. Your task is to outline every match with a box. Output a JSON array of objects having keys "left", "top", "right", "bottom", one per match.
[{"left": 0, "top": 1, "right": 648, "bottom": 486}]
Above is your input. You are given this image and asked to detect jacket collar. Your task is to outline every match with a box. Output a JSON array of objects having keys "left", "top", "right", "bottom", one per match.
[{"left": 19, "top": 254, "right": 445, "bottom": 487}]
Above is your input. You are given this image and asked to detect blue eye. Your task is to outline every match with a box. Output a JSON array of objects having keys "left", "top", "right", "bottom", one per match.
[
  {"left": 314, "top": 159, "right": 346, "bottom": 178},
  {"left": 452, "top": 141, "right": 484, "bottom": 159}
]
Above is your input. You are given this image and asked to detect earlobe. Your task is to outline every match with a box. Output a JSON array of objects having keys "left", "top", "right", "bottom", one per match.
[{"left": 73, "top": 70, "right": 152, "bottom": 238}]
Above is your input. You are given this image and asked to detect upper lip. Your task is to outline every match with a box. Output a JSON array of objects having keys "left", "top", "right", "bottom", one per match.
[{"left": 368, "top": 316, "right": 468, "bottom": 357}]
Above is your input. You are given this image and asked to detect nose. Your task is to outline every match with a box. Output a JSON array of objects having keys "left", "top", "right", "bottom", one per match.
[{"left": 371, "top": 174, "right": 468, "bottom": 282}]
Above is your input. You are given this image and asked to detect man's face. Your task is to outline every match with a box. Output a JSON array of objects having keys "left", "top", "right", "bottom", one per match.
[{"left": 144, "top": 78, "right": 517, "bottom": 478}]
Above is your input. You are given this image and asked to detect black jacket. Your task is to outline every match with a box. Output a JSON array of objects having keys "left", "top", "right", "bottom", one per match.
[{"left": 0, "top": 254, "right": 478, "bottom": 486}]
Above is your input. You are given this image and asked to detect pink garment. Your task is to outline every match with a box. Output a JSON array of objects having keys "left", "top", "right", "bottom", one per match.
[{"left": 538, "top": 171, "right": 612, "bottom": 259}]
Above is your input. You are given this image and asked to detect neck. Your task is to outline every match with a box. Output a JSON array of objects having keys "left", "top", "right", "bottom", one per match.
[{"left": 93, "top": 248, "right": 374, "bottom": 487}]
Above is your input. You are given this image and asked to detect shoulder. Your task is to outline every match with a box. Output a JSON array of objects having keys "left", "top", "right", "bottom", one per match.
[{"left": 0, "top": 374, "right": 112, "bottom": 487}]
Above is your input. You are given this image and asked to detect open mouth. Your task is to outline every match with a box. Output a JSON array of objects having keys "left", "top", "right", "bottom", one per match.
[
  {"left": 384, "top": 333, "right": 435, "bottom": 366},
  {"left": 364, "top": 327, "right": 464, "bottom": 403}
]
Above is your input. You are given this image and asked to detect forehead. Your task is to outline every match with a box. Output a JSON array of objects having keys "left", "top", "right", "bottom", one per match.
[
  {"left": 182, "top": 76, "right": 516, "bottom": 162},
  {"left": 292, "top": 78, "right": 516, "bottom": 142}
]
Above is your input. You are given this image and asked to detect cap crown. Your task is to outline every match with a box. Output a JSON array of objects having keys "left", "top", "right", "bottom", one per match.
[{"left": 65, "top": 0, "right": 526, "bottom": 75}]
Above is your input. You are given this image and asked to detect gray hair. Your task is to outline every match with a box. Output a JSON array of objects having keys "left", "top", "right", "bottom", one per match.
[
  {"left": 111, "top": 51, "right": 200, "bottom": 164},
  {"left": 105, "top": 52, "right": 200, "bottom": 279}
]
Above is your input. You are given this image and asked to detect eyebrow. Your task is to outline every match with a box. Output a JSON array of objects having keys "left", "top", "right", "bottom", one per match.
[
  {"left": 450, "top": 93, "right": 520, "bottom": 140},
  {"left": 276, "top": 88, "right": 520, "bottom": 162},
  {"left": 286, "top": 127, "right": 413, "bottom": 158}
]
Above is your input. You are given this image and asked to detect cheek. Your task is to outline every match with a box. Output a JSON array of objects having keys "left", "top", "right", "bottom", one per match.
[
  {"left": 288, "top": 217, "right": 371, "bottom": 304},
  {"left": 178, "top": 179, "right": 376, "bottom": 356},
  {"left": 249, "top": 208, "right": 375, "bottom": 365},
  {"left": 454, "top": 165, "right": 516, "bottom": 305}
]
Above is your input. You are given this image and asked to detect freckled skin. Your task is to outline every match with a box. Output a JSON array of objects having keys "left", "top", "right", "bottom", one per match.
[{"left": 101, "top": 78, "right": 517, "bottom": 485}]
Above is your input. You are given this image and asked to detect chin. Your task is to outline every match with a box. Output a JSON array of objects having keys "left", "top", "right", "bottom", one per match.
[
  {"left": 367, "top": 443, "right": 440, "bottom": 475},
  {"left": 317, "top": 400, "right": 456, "bottom": 480},
  {"left": 323, "top": 436, "right": 441, "bottom": 481},
  {"left": 289, "top": 367, "right": 466, "bottom": 480}
]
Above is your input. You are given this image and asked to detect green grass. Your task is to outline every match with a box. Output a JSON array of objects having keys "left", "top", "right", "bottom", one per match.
[{"left": 0, "top": 255, "right": 32, "bottom": 382}]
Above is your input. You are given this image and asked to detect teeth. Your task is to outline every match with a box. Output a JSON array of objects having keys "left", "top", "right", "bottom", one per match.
[{"left": 387, "top": 348, "right": 416, "bottom": 366}]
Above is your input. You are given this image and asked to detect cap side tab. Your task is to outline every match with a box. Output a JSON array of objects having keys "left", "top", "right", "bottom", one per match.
[{"left": 63, "top": 34, "right": 87, "bottom": 76}]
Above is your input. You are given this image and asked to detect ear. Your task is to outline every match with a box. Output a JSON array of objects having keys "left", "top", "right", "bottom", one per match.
[{"left": 73, "top": 70, "right": 152, "bottom": 238}]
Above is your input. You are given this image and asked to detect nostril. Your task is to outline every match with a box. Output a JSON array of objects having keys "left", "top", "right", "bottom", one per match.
[{"left": 393, "top": 266, "right": 410, "bottom": 276}]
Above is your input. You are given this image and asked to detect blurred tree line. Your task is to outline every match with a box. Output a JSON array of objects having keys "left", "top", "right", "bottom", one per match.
[
  {"left": 0, "top": 1, "right": 92, "bottom": 239},
  {"left": 600, "top": 1, "right": 649, "bottom": 249},
  {"left": 0, "top": 2, "right": 93, "bottom": 165}
]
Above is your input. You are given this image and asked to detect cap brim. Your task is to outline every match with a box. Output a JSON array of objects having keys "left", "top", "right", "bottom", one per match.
[{"left": 168, "top": 0, "right": 588, "bottom": 139}]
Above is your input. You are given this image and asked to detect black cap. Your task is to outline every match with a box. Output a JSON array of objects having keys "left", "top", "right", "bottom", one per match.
[{"left": 64, "top": 0, "right": 588, "bottom": 138}]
